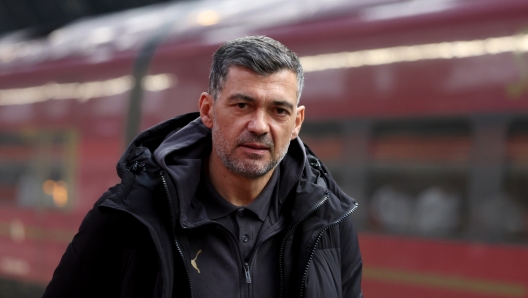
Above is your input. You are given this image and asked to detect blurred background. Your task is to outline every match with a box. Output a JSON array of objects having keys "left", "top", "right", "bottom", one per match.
[{"left": 0, "top": 0, "right": 528, "bottom": 297}]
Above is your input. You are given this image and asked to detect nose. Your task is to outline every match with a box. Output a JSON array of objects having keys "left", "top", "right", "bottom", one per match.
[{"left": 247, "top": 111, "right": 269, "bottom": 136}]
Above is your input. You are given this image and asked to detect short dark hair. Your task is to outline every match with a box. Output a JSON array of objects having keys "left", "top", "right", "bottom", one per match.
[{"left": 208, "top": 35, "right": 304, "bottom": 102}]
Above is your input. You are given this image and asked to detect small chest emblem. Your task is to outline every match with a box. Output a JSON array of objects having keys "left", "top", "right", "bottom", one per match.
[{"left": 191, "top": 250, "right": 202, "bottom": 273}]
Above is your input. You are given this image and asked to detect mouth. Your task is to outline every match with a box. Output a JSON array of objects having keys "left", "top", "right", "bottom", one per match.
[
  {"left": 241, "top": 143, "right": 269, "bottom": 150},
  {"left": 239, "top": 142, "right": 270, "bottom": 155}
]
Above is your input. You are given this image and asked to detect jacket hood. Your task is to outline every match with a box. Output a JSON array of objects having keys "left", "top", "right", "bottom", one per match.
[
  {"left": 118, "top": 112, "right": 357, "bottom": 226},
  {"left": 151, "top": 113, "right": 309, "bottom": 227},
  {"left": 116, "top": 113, "right": 200, "bottom": 178}
]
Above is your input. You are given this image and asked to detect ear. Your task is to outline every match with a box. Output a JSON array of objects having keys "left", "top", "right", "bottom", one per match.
[
  {"left": 290, "top": 105, "right": 305, "bottom": 140},
  {"left": 199, "top": 92, "right": 214, "bottom": 128}
]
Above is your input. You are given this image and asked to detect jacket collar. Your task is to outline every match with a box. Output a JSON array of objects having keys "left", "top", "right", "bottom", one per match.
[{"left": 117, "top": 112, "right": 356, "bottom": 228}]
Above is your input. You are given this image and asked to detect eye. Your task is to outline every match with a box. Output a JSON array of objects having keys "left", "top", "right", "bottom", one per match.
[
  {"left": 276, "top": 108, "right": 289, "bottom": 115},
  {"left": 236, "top": 103, "right": 248, "bottom": 109}
]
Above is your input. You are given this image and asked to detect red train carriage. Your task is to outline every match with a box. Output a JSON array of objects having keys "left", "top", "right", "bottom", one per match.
[{"left": 0, "top": 0, "right": 527, "bottom": 296}]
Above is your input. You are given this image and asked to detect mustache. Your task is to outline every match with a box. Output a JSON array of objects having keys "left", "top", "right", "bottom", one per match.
[{"left": 236, "top": 132, "right": 274, "bottom": 149}]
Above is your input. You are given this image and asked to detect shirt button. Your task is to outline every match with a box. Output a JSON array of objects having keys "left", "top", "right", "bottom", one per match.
[{"left": 243, "top": 235, "right": 249, "bottom": 243}]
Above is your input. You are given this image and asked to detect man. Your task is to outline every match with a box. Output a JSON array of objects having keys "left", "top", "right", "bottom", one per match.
[{"left": 43, "top": 36, "right": 362, "bottom": 298}]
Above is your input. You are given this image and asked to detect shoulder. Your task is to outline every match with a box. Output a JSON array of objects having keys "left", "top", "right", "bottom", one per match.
[{"left": 72, "top": 185, "right": 137, "bottom": 261}]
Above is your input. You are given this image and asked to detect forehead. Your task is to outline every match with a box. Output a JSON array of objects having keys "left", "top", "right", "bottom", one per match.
[{"left": 222, "top": 66, "right": 298, "bottom": 99}]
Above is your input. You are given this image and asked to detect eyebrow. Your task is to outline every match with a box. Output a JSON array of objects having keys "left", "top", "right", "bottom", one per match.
[{"left": 228, "top": 93, "right": 295, "bottom": 111}]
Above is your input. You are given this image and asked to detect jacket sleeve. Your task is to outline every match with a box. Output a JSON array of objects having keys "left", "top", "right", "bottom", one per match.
[
  {"left": 340, "top": 215, "right": 363, "bottom": 298},
  {"left": 42, "top": 185, "right": 123, "bottom": 298}
]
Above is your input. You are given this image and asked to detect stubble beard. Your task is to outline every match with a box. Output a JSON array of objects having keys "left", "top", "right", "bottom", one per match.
[{"left": 211, "top": 115, "right": 290, "bottom": 179}]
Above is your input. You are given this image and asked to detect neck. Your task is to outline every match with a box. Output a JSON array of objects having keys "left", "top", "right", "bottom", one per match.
[{"left": 207, "top": 153, "right": 274, "bottom": 206}]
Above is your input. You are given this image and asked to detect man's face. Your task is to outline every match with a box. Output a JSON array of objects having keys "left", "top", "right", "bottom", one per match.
[{"left": 200, "top": 66, "right": 304, "bottom": 179}]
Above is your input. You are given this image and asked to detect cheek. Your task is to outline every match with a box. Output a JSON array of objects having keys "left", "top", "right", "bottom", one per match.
[
  {"left": 275, "top": 125, "right": 296, "bottom": 144},
  {"left": 220, "top": 120, "right": 244, "bottom": 141}
]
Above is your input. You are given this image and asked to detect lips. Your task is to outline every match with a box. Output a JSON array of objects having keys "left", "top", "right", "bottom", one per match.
[
  {"left": 236, "top": 133, "right": 274, "bottom": 155},
  {"left": 238, "top": 142, "right": 271, "bottom": 156},
  {"left": 241, "top": 143, "right": 269, "bottom": 150}
]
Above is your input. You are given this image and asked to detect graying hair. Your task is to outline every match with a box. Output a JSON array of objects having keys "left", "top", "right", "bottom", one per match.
[{"left": 208, "top": 35, "right": 304, "bottom": 102}]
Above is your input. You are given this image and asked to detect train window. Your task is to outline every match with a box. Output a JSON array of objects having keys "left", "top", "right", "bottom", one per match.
[
  {"left": 366, "top": 119, "right": 471, "bottom": 238},
  {"left": 370, "top": 119, "right": 471, "bottom": 164},
  {"left": 0, "top": 130, "right": 77, "bottom": 209},
  {"left": 502, "top": 119, "right": 528, "bottom": 243}
]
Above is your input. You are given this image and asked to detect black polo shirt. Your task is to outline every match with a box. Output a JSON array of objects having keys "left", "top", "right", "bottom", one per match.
[{"left": 198, "top": 167, "right": 279, "bottom": 261}]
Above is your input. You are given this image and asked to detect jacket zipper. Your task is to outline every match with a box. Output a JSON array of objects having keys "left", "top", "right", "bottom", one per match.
[
  {"left": 298, "top": 202, "right": 359, "bottom": 298},
  {"left": 160, "top": 171, "right": 193, "bottom": 298},
  {"left": 278, "top": 192, "right": 329, "bottom": 298},
  {"left": 244, "top": 262, "right": 252, "bottom": 283}
]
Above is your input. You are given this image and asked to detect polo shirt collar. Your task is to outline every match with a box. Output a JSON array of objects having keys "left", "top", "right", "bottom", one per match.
[{"left": 199, "top": 166, "right": 280, "bottom": 222}]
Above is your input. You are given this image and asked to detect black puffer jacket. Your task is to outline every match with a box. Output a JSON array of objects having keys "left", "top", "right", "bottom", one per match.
[{"left": 43, "top": 113, "right": 362, "bottom": 298}]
